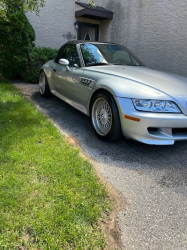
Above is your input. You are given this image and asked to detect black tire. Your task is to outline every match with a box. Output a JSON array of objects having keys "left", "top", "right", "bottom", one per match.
[
  {"left": 91, "top": 91, "right": 123, "bottom": 142},
  {"left": 39, "top": 71, "right": 51, "bottom": 98}
]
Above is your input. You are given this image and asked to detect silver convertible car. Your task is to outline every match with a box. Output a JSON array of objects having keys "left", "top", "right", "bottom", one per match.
[{"left": 39, "top": 41, "right": 187, "bottom": 145}]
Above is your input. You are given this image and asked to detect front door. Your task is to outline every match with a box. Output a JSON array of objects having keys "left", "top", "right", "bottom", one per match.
[{"left": 77, "top": 22, "right": 99, "bottom": 41}]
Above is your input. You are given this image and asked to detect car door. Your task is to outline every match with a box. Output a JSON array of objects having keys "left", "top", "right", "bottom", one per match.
[
  {"left": 52, "top": 45, "right": 80, "bottom": 101},
  {"left": 74, "top": 44, "right": 100, "bottom": 109}
]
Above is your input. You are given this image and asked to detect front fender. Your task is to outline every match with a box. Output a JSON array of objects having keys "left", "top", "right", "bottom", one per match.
[{"left": 93, "top": 75, "right": 172, "bottom": 100}]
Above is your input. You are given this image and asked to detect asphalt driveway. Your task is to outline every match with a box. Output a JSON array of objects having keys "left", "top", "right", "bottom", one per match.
[{"left": 14, "top": 83, "right": 187, "bottom": 250}]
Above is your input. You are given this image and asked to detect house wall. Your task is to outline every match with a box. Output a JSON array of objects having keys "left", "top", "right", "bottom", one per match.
[
  {"left": 98, "top": 0, "right": 187, "bottom": 76},
  {"left": 26, "top": 0, "right": 187, "bottom": 77},
  {"left": 26, "top": 0, "right": 77, "bottom": 48},
  {"left": 26, "top": 0, "right": 102, "bottom": 48}
]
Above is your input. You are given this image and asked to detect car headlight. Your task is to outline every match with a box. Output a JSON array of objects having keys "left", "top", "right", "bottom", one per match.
[{"left": 132, "top": 99, "right": 181, "bottom": 113}]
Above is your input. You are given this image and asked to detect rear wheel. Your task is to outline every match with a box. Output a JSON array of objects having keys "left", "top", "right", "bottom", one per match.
[
  {"left": 91, "top": 92, "right": 122, "bottom": 142},
  {"left": 39, "top": 71, "right": 51, "bottom": 97}
]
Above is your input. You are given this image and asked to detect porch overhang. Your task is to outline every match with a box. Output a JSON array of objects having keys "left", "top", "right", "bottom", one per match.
[{"left": 75, "top": 2, "right": 113, "bottom": 20}]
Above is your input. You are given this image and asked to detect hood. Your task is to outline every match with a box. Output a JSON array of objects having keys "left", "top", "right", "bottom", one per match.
[
  {"left": 87, "top": 65, "right": 187, "bottom": 115},
  {"left": 87, "top": 65, "right": 187, "bottom": 96}
]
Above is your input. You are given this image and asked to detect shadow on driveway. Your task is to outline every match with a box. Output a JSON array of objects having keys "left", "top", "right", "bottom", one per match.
[
  {"left": 13, "top": 80, "right": 187, "bottom": 193},
  {"left": 14, "top": 83, "right": 187, "bottom": 250},
  {"left": 31, "top": 91, "right": 187, "bottom": 175}
]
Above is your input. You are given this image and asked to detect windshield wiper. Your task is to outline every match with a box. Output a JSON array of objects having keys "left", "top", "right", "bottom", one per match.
[
  {"left": 114, "top": 63, "right": 141, "bottom": 66},
  {"left": 113, "top": 63, "right": 132, "bottom": 66},
  {"left": 129, "top": 64, "right": 142, "bottom": 66},
  {"left": 86, "top": 63, "right": 108, "bottom": 67}
]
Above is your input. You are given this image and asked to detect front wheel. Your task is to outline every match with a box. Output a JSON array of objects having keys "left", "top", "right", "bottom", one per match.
[
  {"left": 91, "top": 92, "right": 123, "bottom": 142},
  {"left": 39, "top": 71, "right": 51, "bottom": 97}
]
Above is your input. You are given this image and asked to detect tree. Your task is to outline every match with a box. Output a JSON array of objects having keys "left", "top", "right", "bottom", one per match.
[
  {"left": 88, "top": 0, "right": 96, "bottom": 8},
  {"left": 0, "top": 0, "right": 46, "bottom": 20},
  {"left": 0, "top": 12, "right": 35, "bottom": 78}
]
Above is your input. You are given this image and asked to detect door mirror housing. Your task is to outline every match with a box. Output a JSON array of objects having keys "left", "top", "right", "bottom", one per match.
[
  {"left": 59, "top": 59, "right": 70, "bottom": 71},
  {"left": 59, "top": 59, "right": 69, "bottom": 66}
]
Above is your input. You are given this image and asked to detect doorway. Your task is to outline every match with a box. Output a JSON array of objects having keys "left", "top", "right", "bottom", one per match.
[{"left": 77, "top": 22, "right": 99, "bottom": 41}]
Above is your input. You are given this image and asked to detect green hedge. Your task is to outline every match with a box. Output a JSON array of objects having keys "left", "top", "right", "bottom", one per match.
[
  {"left": 0, "top": 12, "right": 58, "bottom": 83},
  {"left": 0, "top": 12, "right": 35, "bottom": 79},
  {"left": 22, "top": 47, "right": 58, "bottom": 83}
]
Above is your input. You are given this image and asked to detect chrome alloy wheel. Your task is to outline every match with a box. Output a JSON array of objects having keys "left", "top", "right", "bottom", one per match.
[
  {"left": 92, "top": 97, "right": 113, "bottom": 136},
  {"left": 39, "top": 72, "right": 45, "bottom": 95}
]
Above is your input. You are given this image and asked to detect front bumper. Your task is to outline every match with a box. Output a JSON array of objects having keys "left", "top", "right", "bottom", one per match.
[{"left": 115, "top": 97, "right": 187, "bottom": 145}]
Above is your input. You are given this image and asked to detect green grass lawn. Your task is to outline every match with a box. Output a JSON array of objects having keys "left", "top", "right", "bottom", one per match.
[{"left": 0, "top": 78, "right": 111, "bottom": 249}]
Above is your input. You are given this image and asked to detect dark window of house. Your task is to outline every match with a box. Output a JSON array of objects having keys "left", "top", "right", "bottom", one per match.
[
  {"left": 84, "top": 34, "right": 91, "bottom": 41},
  {"left": 60, "top": 45, "right": 80, "bottom": 67}
]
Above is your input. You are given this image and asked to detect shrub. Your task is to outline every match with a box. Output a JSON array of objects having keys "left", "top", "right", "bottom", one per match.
[
  {"left": 0, "top": 12, "right": 35, "bottom": 79},
  {"left": 22, "top": 47, "right": 58, "bottom": 83}
]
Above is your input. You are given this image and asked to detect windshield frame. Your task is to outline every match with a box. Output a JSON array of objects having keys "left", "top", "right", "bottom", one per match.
[{"left": 80, "top": 43, "right": 145, "bottom": 67}]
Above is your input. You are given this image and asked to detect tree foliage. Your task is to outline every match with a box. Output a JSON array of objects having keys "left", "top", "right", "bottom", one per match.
[
  {"left": 0, "top": 12, "right": 35, "bottom": 78},
  {"left": 22, "top": 47, "right": 58, "bottom": 83},
  {"left": 0, "top": 0, "right": 46, "bottom": 20},
  {"left": 88, "top": 0, "right": 96, "bottom": 8}
]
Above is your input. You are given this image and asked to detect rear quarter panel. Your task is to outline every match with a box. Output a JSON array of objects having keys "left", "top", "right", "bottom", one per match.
[{"left": 41, "top": 60, "right": 56, "bottom": 91}]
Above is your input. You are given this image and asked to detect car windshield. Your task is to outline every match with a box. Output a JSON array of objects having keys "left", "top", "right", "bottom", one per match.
[{"left": 81, "top": 43, "right": 143, "bottom": 67}]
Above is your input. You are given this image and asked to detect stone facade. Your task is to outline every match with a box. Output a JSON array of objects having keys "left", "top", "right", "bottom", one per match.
[
  {"left": 99, "top": 0, "right": 187, "bottom": 77},
  {"left": 26, "top": 0, "right": 187, "bottom": 76},
  {"left": 26, "top": 0, "right": 77, "bottom": 48}
]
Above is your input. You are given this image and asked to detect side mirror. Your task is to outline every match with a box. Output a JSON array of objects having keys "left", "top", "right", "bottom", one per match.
[{"left": 59, "top": 59, "right": 70, "bottom": 71}]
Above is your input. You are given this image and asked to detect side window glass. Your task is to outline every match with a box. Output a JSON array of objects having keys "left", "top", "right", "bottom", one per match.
[{"left": 60, "top": 45, "right": 80, "bottom": 67}]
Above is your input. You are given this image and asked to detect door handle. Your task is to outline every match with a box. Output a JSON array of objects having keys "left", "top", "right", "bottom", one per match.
[{"left": 53, "top": 69, "right": 56, "bottom": 72}]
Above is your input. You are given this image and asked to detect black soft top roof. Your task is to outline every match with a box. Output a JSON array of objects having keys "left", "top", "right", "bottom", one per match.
[{"left": 55, "top": 40, "right": 118, "bottom": 63}]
